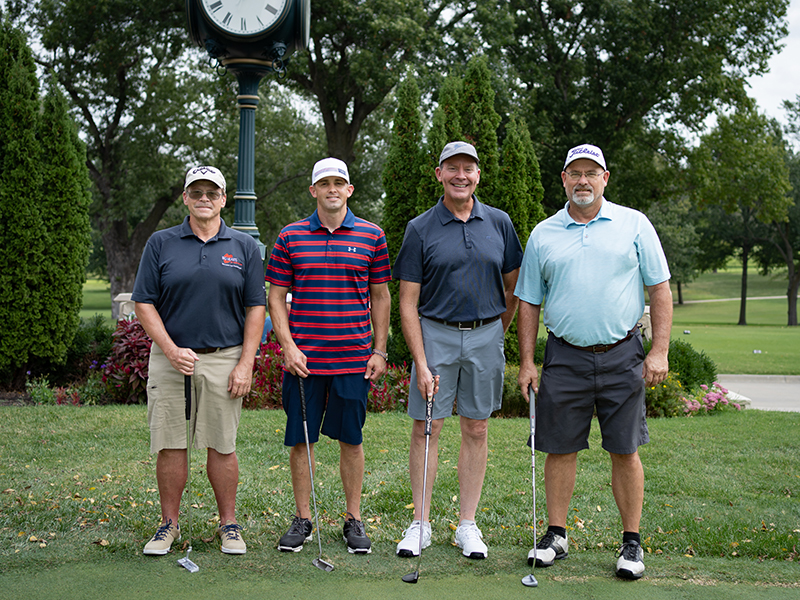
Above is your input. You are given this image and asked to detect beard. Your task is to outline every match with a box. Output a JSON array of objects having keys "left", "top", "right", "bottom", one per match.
[{"left": 571, "top": 187, "right": 597, "bottom": 206}]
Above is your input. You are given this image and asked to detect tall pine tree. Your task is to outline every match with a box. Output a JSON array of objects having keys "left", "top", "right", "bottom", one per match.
[{"left": 380, "top": 73, "right": 423, "bottom": 365}]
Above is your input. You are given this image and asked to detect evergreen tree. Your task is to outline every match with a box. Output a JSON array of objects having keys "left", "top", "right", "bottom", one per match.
[
  {"left": 460, "top": 56, "right": 501, "bottom": 207},
  {"left": 0, "top": 19, "right": 45, "bottom": 383},
  {"left": 417, "top": 75, "right": 462, "bottom": 214},
  {"left": 380, "top": 73, "right": 423, "bottom": 365},
  {"left": 34, "top": 79, "right": 92, "bottom": 365}
]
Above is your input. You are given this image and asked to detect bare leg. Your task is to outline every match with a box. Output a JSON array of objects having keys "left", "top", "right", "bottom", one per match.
[
  {"left": 156, "top": 448, "right": 187, "bottom": 524},
  {"left": 408, "top": 418, "right": 444, "bottom": 520},
  {"left": 609, "top": 451, "right": 644, "bottom": 532},
  {"left": 457, "top": 416, "right": 488, "bottom": 521},
  {"left": 340, "top": 441, "right": 365, "bottom": 520},
  {"left": 207, "top": 448, "right": 239, "bottom": 524},
  {"left": 543, "top": 452, "right": 578, "bottom": 528},
  {"left": 289, "top": 443, "right": 313, "bottom": 519}
]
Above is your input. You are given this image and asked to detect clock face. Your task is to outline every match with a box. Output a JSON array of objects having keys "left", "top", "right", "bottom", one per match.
[{"left": 200, "top": 0, "right": 290, "bottom": 36}]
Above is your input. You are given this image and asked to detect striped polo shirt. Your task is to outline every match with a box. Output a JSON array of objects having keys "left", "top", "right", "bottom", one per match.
[{"left": 266, "top": 208, "right": 391, "bottom": 375}]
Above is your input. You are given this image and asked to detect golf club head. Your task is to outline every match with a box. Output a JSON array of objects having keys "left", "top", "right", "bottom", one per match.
[
  {"left": 177, "top": 553, "right": 199, "bottom": 573},
  {"left": 313, "top": 558, "right": 334, "bottom": 572},
  {"left": 402, "top": 571, "right": 420, "bottom": 584},
  {"left": 521, "top": 574, "right": 538, "bottom": 587}
]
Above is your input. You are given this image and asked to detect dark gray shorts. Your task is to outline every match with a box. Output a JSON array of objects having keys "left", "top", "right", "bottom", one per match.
[{"left": 536, "top": 330, "right": 648, "bottom": 455}]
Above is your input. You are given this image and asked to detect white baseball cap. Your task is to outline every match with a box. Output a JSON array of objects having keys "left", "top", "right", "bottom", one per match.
[
  {"left": 184, "top": 166, "right": 226, "bottom": 192},
  {"left": 563, "top": 144, "right": 607, "bottom": 171},
  {"left": 439, "top": 141, "right": 480, "bottom": 165},
  {"left": 312, "top": 157, "right": 350, "bottom": 185}
]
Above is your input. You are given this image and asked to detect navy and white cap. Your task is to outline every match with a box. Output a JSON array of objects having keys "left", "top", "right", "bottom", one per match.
[
  {"left": 184, "top": 166, "right": 226, "bottom": 192},
  {"left": 439, "top": 141, "right": 480, "bottom": 165},
  {"left": 312, "top": 157, "right": 350, "bottom": 185},
  {"left": 563, "top": 144, "right": 607, "bottom": 171}
]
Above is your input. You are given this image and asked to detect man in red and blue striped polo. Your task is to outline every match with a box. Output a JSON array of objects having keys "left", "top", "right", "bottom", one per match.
[{"left": 266, "top": 157, "right": 391, "bottom": 555}]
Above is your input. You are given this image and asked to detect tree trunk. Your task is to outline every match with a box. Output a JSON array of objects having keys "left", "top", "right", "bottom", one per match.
[
  {"left": 738, "top": 247, "right": 748, "bottom": 326},
  {"left": 677, "top": 281, "right": 684, "bottom": 305}
]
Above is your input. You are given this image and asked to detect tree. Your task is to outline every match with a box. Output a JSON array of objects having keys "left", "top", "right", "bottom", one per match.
[
  {"left": 0, "top": 20, "right": 91, "bottom": 385},
  {"left": 647, "top": 198, "right": 700, "bottom": 305},
  {"left": 506, "top": 0, "right": 790, "bottom": 214},
  {"left": 690, "top": 108, "right": 792, "bottom": 325},
  {"left": 380, "top": 73, "right": 423, "bottom": 365}
]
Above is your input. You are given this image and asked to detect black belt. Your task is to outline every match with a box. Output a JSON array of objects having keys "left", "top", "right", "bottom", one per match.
[
  {"left": 426, "top": 315, "right": 501, "bottom": 331},
  {"left": 192, "top": 347, "right": 227, "bottom": 354},
  {"left": 555, "top": 328, "right": 637, "bottom": 354}
]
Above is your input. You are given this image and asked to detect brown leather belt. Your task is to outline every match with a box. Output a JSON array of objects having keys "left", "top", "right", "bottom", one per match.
[
  {"left": 426, "top": 315, "right": 501, "bottom": 331},
  {"left": 555, "top": 328, "right": 637, "bottom": 354},
  {"left": 192, "top": 347, "right": 224, "bottom": 354}
]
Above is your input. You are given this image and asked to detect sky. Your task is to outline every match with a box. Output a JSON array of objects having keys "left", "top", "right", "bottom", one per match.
[{"left": 746, "top": 0, "right": 800, "bottom": 126}]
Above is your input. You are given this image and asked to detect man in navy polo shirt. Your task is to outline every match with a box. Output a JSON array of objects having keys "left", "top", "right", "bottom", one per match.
[
  {"left": 133, "top": 165, "right": 266, "bottom": 556},
  {"left": 393, "top": 142, "right": 523, "bottom": 560},
  {"left": 515, "top": 144, "right": 672, "bottom": 579},
  {"left": 266, "top": 157, "right": 391, "bottom": 554}
]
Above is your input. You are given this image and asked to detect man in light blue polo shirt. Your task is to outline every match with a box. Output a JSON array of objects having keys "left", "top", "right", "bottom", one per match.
[{"left": 515, "top": 144, "right": 672, "bottom": 580}]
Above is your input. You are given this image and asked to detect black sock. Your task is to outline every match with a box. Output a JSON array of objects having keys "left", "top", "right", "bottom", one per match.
[
  {"left": 548, "top": 525, "right": 567, "bottom": 539},
  {"left": 623, "top": 531, "right": 641, "bottom": 545}
]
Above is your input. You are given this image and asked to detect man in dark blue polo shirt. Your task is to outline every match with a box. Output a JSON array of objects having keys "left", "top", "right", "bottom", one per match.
[
  {"left": 393, "top": 142, "right": 523, "bottom": 560},
  {"left": 133, "top": 165, "right": 266, "bottom": 556}
]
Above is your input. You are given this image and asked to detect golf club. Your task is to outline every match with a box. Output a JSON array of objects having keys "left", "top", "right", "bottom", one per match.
[
  {"left": 298, "top": 379, "right": 334, "bottom": 572},
  {"left": 177, "top": 374, "right": 199, "bottom": 573},
  {"left": 522, "top": 386, "right": 538, "bottom": 588},
  {"left": 402, "top": 388, "right": 434, "bottom": 584}
]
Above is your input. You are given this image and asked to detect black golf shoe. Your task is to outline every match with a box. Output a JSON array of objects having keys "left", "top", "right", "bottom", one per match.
[
  {"left": 343, "top": 513, "right": 372, "bottom": 554},
  {"left": 278, "top": 515, "right": 312, "bottom": 552}
]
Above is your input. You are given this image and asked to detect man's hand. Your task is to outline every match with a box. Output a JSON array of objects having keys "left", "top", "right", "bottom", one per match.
[
  {"left": 518, "top": 362, "right": 539, "bottom": 402},
  {"left": 642, "top": 352, "right": 668, "bottom": 388},
  {"left": 165, "top": 347, "right": 199, "bottom": 376},
  {"left": 415, "top": 363, "right": 440, "bottom": 400},
  {"left": 364, "top": 354, "right": 387, "bottom": 382},
  {"left": 228, "top": 361, "right": 254, "bottom": 399},
  {"left": 282, "top": 346, "right": 310, "bottom": 378}
]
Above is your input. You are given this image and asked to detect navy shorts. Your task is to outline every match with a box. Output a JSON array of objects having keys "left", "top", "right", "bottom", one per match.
[
  {"left": 282, "top": 372, "right": 370, "bottom": 447},
  {"left": 536, "top": 330, "right": 649, "bottom": 455}
]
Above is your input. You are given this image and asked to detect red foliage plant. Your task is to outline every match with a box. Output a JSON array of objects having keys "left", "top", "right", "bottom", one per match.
[
  {"left": 243, "top": 333, "right": 284, "bottom": 410},
  {"left": 102, "top": 317, "right": 152, "bottom": 404}
]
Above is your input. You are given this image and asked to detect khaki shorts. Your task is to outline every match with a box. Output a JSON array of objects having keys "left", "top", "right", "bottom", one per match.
[{"left": 147, "top": 344, "right": 244, "bottom": 454}]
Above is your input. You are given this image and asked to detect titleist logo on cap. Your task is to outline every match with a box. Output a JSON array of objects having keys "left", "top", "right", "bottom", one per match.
[{"left": 563, "top": 144, "right": 606, "bottom": 170}]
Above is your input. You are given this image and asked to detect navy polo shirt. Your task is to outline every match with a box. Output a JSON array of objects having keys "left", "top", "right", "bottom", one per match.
[
  {"left": 393, "top": 196, "right": 523, "bottom": 322},
  {"left": 132, "top": 217, "right": 266, "bottom": 349}
]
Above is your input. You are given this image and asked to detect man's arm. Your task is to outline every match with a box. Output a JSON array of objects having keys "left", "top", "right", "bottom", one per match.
[
  {"left": 135, "top": 302, "right": 199, "bottom": 376},
  {"left": 227, "top": 304, "right": 266, "bottom": 398},
  {"left": 399, "top": 280, "right": 437, "bottom": 400},
  {"left": 517, "top": 300, "right": 541, "bottom": 401},
  {"left": 643, "top": 280, "right": 673, "bottom": 387},
  {"left": 500, "top": 268, "right": 520, "bottom": 332},
  {"left": 268, "top": 284, "right": 309, "bottom": 378},
  {"left": 364, "top": 282, "right": 391, "bottom": 382}
]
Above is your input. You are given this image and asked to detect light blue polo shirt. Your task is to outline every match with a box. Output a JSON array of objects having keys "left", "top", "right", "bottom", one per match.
[{"left": 515, "top": 199, "right": 670, "bottom": 346}]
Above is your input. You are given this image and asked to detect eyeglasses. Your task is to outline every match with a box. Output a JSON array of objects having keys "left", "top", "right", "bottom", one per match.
[
  {"left": 565, "top": 171, "right": 605, "bottom": 181},
  {"left": 187, "top": 189, "right": 222, "bottom": 201}
]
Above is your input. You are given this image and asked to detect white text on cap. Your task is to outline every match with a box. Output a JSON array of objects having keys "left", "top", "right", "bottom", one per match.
[{"left": 563, "top": 145, "right": 607, "bottom": 171}]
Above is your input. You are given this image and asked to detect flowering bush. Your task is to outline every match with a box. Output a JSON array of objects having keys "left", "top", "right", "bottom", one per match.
[
  {"left": 368, "top": 362, "right": 410, "bottom": 413},
  {"left": 243, "top": 333, "right": 284, "bottom": 410},
  {"left": 682, "top": 382, "right": 742, "bottom": 416},
  {"left": 25, "top": 374, "right": 82, "bottom": 406},
  {"left": 645, "top": 372, "right": 686, "bottom": 418},
  {"left": 102, "top": 317, "right": 152, "bottom": 404}
]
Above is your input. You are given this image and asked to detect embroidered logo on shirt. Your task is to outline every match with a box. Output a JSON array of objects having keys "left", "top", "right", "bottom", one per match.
[{"left": 222, "top": 253, "right": 243, "bottom": 270}]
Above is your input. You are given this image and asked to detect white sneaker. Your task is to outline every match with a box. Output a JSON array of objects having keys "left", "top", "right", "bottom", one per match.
[
  {"left": 396, "top": 520, "right": 432, "bottom": 557},
  {"left": 616, "top": 540, "right": 645, "bottom": 579},
  {"left": 454, "top": 521, "right": 487, "bottom": 559},
  {"left": 530, "top": 530, "right": 568, "bottom": 566}
]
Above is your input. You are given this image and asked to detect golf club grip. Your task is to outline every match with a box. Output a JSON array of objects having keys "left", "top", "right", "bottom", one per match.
[
  {"left": 184, "top": 375, "right": 191, "bottom": 421},
  {"left": 529, "top": 385, "right": 535, "bottom": 419},
  {"left": 298, "top": 377, "right": 307, "bottom": 421},
  {"left": 424, "top": 396, "right": 433, "bottom": 436}
]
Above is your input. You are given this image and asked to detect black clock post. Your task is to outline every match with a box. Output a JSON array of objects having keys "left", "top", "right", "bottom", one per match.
[{"left": 186, "top": 0, "right": 311, "bottom": 257}]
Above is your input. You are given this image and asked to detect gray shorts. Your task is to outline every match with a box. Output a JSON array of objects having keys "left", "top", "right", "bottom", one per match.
[
  {"left": 408, "top": 317, "right": 505, "bottom": 421},
  {"left": 536, "top": 331, "right": 648, "bottom": 455}
]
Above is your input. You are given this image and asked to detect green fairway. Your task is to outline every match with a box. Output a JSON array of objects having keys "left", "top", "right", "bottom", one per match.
[
  {"left": 80, "top": 278, "right": 112, "bottom": 322},
  {"left": 1, "top": 406, "right": 798, "bottom": 599}
]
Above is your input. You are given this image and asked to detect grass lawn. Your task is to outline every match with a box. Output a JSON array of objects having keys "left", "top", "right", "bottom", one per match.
[
  {"left": 1, "top": 406, "right": 798, "bottom": 598},
  {"left": 80, "top": 278, "right": 112, "bottom": 322}
]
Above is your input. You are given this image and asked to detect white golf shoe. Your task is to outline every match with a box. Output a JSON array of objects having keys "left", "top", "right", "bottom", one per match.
[
  {"left": 454, "top": 521, "right": 488, "bottom": 559},
  {"left": 529, "top": 530, "right": 568, "bottom": 566},
  {"left": 616, "top": 540, "right": 645, "bottom": 579},
  {"left": 396, "top": 520, "right": 432, "bottom": 557}
]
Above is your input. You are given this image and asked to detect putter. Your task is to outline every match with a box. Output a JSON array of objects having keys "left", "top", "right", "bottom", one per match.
[
  {"left": 298, "top": 379, "right": 334, "bottom": 572},
  {"left": 177, "top": 374, "right": 200, "bottom": 573},
  {"left": 402, "top": 388, "right": 434, "bottom": 584},
  {"left": 522, "top": 386, "right": 538, "bottom": 588}
]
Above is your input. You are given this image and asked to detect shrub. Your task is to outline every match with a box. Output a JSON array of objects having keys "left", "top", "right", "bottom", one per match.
[
  {"left": 645, "top": 338, "right": 717, "bottom": 393},
  {"left": 243, "top": 333, "right": 284, "bottom": 410},
  {"left": 26, "top": 375, "right": 56, "bottom": 405},
  {"left": 497, "top": 362, "right": 528, "bottom": 417},
  {"left": 368, "top": 362, "right": 410, "bottom": 413},
  {"left": 645, "top": 372, "right": 685, "bottom": 418},
  {"left": 682, "top": 382, "right": 743, "bottom": 416},
  {"left": 102, "top": 317, "right": 151, "bottom": 404}
]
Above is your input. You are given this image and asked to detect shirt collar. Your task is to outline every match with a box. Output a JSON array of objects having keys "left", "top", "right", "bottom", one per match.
[
  {"left": 561, "top": 197, "right": 612, "bottom": 228},
  {"left": 435, "top": 194, "right": 485, "bottom": 224},
  {"left": 308, "top": 208, "right": 356, "bottom": 231},
  {"left": 180, "top": 216, "right": 231, "bottom": 240}
]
